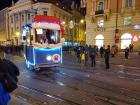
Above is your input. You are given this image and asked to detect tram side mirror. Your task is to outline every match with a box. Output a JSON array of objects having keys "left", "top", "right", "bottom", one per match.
[{"left": 23, "top": 36, "right": 26, "bottom": 40}]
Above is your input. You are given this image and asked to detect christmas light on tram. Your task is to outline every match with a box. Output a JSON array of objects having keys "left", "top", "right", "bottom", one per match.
[{"left": 22, "top": 15, "right": 64, "bottom": 71}]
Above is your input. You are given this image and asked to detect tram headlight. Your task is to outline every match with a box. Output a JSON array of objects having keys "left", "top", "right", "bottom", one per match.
[{"left": 46, "top": 55, "right": 52, "bottom": 61}]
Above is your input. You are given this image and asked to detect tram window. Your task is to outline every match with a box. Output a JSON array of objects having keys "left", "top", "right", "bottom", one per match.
[
  {"left": 35, "top": 29, "right": 60, "bottom": 44},
  {"left": 45, "top": 29, "right": 60, "bottom": 44}
]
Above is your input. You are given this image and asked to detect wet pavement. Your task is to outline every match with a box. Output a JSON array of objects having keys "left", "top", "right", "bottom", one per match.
[{"left": 9, "top": 52, "right": 140, "bottom": 105}]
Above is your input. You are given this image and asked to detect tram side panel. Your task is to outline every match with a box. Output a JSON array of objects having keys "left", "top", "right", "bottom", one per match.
[{"left": 26, "top": 46, "right": 34, "bottom": 65}]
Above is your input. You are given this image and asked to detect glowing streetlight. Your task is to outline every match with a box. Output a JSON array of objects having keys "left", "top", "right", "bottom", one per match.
[
  {"left": 62, "top": 21, "right": 65, "bottom": 25},
  {"left": 16, "top": 32, "right": 20, "bottom": 37},
  {"left": 80, "top": 19, "right": 84, "bottom": 24}
]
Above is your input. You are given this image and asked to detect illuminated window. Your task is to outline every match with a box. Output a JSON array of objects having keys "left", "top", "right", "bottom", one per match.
[
  {"left": 121, "top": 33, "right": 132, "bottom": 49},
  {"left": 124, "top": 17, "right": 131, "bottom": 26},
  {"left": 98, "top": 19, "right": 104, "bottom": 27},
  {"left": 97, "top": 2, "right": 104, "bottom": 11},
  {"left": 95, "top": 34, "right": 104, "bottom": 48},
  {"left": 125, "top": 0, "right": 132, "bottom": 7}
]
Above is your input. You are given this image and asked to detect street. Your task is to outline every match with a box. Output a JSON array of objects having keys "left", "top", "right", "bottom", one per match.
[{"left": 9, "top": 52, "right": 140, "bottom": 105}]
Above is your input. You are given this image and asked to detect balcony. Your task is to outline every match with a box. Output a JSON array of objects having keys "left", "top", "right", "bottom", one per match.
[{"left": 95, "top": 10, "right": 104, "bottom": 15}]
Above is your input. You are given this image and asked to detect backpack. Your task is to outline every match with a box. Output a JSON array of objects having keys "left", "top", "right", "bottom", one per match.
[{"left": 0, "top": 59, "right": 19, "bottom": 93}]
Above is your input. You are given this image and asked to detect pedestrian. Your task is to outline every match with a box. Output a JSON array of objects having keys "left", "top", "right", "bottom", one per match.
[
  {"left": 104, "top": 45, "right": 110, "bottom": 69},
  {"left": 76, "top": 46, "right": 81, "bottom": 63},
  {"left": 4, "top": 45, "right": 12, "bottom": 60},
  {"left": 89, "top": 45, "right": 97, "bottom": 67},
  {"left": 129, "top": 44, "right": 133, "bottom": 52},
  {"left": 124, "top": 47, "right": 129, "bottom": 59},
  {"left": 85, "top": 51, "right": 89, "bottom": 67},
  {"left": 99, "top": 46, "right": 104, "bottom": 58},
  {"left": 0, "top": 58, "right": 20, "bottom": 105},
  {"left": 111, "top": 46, "right": 115, "bottom": 57},
  {"left": 81, "top": 51, "right": 85, "bottom": 69}
]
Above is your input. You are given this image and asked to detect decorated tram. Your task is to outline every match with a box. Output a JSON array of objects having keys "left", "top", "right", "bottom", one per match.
[{"left": 22, "top": 15, "right": 64, "bottom": 70}]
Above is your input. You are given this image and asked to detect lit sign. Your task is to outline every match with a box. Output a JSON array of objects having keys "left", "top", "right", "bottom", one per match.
[
  {"left": 139, "top": 36, "right": 140, "bottom": 39},
  {"left": 133, "top": 36, "right": 138, "bottom": 42},
  {"left": 36, "top": 29, "right": 43, "bottom": 34}
]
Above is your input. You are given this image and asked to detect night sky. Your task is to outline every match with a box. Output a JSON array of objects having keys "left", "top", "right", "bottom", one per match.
[
  {"left": 0, "top": 0, "right": 80, "bottom": 10},
  {"left": 0, "top": 0, "right": 18, "bottom": 10}
]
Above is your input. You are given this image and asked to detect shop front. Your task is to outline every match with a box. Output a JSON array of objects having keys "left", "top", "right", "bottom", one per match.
[
  {"left": 121, "top": 33, "right": 132, "bottom": 49},
  {"left": 95, "top": 34, "right": 104, "bottom": 48}
]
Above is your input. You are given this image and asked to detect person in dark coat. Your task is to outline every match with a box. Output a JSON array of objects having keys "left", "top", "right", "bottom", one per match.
[
  {"left": 104, "top": 45, "right": 110, "bottom": 69},
  {"left": 89, "top": 45, "right": 97, "bottom": 67},
  {"left": 76, "top": 46, "right": 81, "bottom": 63},
  {"left": 124, "top": 47, "right": 129, "bottom": 59},
  {"left": 99, "top": 46, "right": 104, "bottom": 58},
  {"left": 0, "top": 58, "right": 20, "bottom": 105}
]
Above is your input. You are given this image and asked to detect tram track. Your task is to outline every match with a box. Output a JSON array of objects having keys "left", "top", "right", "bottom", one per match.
[
  {"left": 32, "top": 69, "right": 140, "bottom": 105},
  {"left": 18, "top": 84, "right": 81, "bottom": 105},
  {"left": 58, "top": 66, "right": 140, "bottom": 96},
  {"left": 30, "top": 75, "right": 116, "bottom": 105},
  {"left": 15, "top": 62, "right": 140, "bottom": 105},
  {"left": 58, "top": 68, "right": 140, "bottom": 103}
]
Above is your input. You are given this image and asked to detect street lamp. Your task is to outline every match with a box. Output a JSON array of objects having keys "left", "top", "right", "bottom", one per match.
[
  {"left": 62, "top": 21, "right": 65, "bottom": 25},
  {"left": 115, "top": 0, "right": 119, "bottom": 44},
  {"left": 80, "top": 19, "right": 84, "bottom": 24},
  {"left": 16, "top": 32, "right": 20, "bottom": 37}
]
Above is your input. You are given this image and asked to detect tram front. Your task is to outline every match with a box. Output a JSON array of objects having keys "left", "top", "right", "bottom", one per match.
[{"left": 22, "top": 15, "right": 64, "bottom": 71}]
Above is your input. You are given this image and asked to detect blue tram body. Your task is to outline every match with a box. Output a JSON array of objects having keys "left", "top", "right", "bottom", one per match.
[
  {"left": 25, "top": 46, "right": 62, "bottom": 69},
  {"left": 22, "top": 16, "right": 64, "bottom": 70}
]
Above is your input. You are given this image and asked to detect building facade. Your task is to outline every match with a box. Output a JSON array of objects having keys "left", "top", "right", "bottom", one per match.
[
  {"left": 0, "top": 8, "right": 8, "bottom": 41},
  {"left": 7, "top": 0, "right": 73, "bottom": 45},
  {"left": 86, "top": 0, "right": 140, "bottom": 50},
  {"left": 0, "top": 0, "right": 73, "bottom": 45}
]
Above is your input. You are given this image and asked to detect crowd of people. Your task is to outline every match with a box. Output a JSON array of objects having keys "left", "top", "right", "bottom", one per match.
[
  {"left": 70, "top": 44, "right": 135, "bottom": 69},
  {"left": 74, "top": 45, "right": 114, "bottom": 69},
  {"left": 0, "top": 45, "right": 23, "bottom": 59}
]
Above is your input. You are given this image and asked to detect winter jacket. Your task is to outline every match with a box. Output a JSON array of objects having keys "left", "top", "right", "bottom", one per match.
[{"left": 0, "top": 83, "right": 10, "bottom": 105}]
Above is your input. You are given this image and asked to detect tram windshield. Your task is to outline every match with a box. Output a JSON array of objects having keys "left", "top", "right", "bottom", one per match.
[{"left": 35, "top": 29, "right": 60, "bottom": 44}]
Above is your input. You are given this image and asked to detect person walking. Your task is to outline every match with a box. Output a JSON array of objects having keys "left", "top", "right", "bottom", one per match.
[
  {"left": 85, "top": 51, "right": 89, "bottom": 67},
  {"left": 124, "top": 47, "right": 129, "bottom": 59},
  {"left": 81, "top": 51, "right": 85, "bottom": 69},
  {"left": 76, "top": 46, "right": 81, "bottom": 63},
  {"left": 89, "top": 45, "right": 97, "bottom": 67},
  {"left": 99, "top": 46, "right": 104, "bottom": 58},
  {"left": 111, "top": 46, "right": 115, "bottom": 57},
  {"left": 104, "top": 45, "right": 110, "bottom": 69}
]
